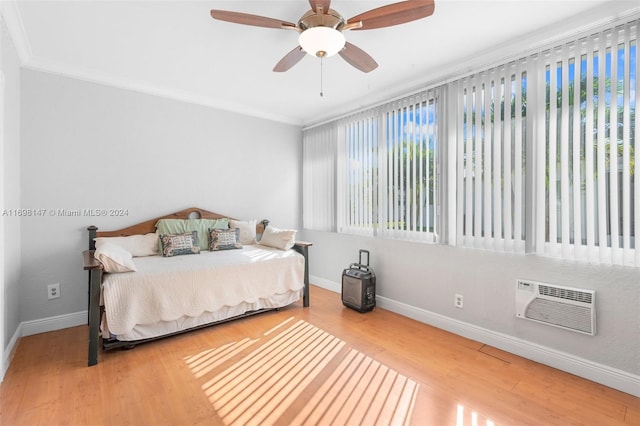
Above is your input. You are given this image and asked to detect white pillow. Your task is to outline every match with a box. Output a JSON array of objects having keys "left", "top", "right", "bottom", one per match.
[
  {"left": 94, "top": 242, "right": 137, "bottom": 273},
  {"left": 259, "top": 226, "right": 297, "bottom": 250},
  {"left": 94, "top": 233, "right": 158, "bottom": 257},
  {"left": 229, "top": 219, "right": 257, "bottom": 245}
]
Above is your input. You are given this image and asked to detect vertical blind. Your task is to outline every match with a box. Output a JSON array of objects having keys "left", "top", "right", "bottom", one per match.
[
  {"left": 379, "top": 91, "right": 439, "bottom": 241},
  {"left": 336, "top": 90, "right": 439, "bottom": 242},
  {"left": 540, "top": 20, "right": 638, "bottom": 266},
  {"left": 302, "top": 123, "right": 337, "bottom": 231},
  {"left": 337, "top": 110, "right": 379, "bottom": 236},
  {"left": 453, "top": 64, "right": 528, "bottom": 253}
]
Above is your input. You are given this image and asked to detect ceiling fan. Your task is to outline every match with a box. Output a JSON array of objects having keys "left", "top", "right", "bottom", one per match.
[{"left": 210, "top": 0, "right": 435, "bottom": 73}]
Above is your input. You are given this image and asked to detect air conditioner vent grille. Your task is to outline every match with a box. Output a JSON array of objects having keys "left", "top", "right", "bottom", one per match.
[
  {"left": 515, "top": 279, "right": 596, "bottom": 336},
  {"left": 538, "top": 284, "right": 593, "bottom": 304},
  {"left": 525, "top": 299, "right": 594, "bottom": 333}
]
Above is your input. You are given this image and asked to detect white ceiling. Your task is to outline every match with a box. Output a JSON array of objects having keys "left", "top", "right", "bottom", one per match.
[{"left": 7, "top": 0, "right": 640, "bottom": 125}]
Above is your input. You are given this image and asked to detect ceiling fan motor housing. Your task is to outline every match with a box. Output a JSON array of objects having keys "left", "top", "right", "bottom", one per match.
[
  {"left": 298, "top": 9, "right": 345, "bottom": 31},
  {"left": 297, "top": 9, "right": 347, "bottom": 58}
]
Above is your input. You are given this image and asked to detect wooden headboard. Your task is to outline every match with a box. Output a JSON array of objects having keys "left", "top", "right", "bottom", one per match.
[{"left": 88, "top": 207, "right": 267, "bottom": 249}]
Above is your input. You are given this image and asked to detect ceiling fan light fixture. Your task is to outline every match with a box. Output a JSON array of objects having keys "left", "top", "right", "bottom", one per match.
[{"left": 298, "top": 26, "right": 345, "bottom": 58}]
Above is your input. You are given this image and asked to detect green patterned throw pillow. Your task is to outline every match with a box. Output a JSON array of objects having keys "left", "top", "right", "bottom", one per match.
[
  {"left": 209, "top": 228, "right": 243, "bottom": 251},
  {"left": 159, "top": 231, "right": 200, "bottom": 257}
]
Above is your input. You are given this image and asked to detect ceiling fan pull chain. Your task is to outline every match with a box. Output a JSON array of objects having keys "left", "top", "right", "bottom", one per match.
[{"left": 320, "top": 56, "right": 324, "bottom": 97}]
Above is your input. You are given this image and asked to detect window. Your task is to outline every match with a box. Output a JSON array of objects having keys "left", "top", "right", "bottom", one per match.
[
  {"left": 338, "top": 111, "right": 379, "bottom": 236},
  {"left": 302, "top": 18, "right": 638, "bottom": 267},
  {"left": 448, "top": 20, "right": 638, "bottom": 266},
  {"left": 336, "top": 90, "right": 439, "bottom": 242},
  {"left": 453, "top": 65, "right": 527, "bottom": 253},
  {"left": 380, "top": 95, "right": 439, "bottom": 241},
  {"left": 539, "top": 22, "right": 637, "bottom": 266}
]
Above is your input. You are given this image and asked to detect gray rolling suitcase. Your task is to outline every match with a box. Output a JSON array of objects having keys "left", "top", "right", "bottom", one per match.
[{"left": 342, "top": 249, "right": 376, "bottom": 313}]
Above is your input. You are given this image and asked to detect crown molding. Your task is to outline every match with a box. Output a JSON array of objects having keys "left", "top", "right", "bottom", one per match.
[
  {"left": 24, "top": 56, "right": 302, "bottom": 126},
  {"left": 0, "top": 1, "right": 301, "bottom": 126},
  {"left": 0, "top": 0, "right": 32, "bottom": 65}
]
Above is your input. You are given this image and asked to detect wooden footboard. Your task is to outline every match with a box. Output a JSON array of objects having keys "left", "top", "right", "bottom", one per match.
[{"left": 82, "top": 207, "right": 311, "bottom": 366}]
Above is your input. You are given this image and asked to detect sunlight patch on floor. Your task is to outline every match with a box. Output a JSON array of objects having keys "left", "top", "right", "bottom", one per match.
[
  {"left": 456, "top": 403, "right": 496, "bottom": 426},
  {"left": 292, "top": 348, "right": 419, "bottom": 426},
  {"left": 184, "top": 337, "right": 260, "bottom": 379},
  {"left": 184, "top": 318, "right": 419, "bottom": 426}
]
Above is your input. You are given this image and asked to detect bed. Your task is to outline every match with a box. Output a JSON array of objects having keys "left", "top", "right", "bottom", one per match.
[{"left": 82, "top": 207, "right": 311, "bottom": 366}]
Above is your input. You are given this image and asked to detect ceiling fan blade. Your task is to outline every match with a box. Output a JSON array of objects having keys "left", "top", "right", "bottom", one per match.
[
  {"left": 210, "top": 10, "right": 296, "bottom": 29},
  {"left": 308, "top": 0, "right": 332, "bottom": 14},
  {"left": 339, "top": 42, "right": 378, "bottom": 73},
  {"left": 273, "top": 46, "right": 307, "bottom": 72},
  {"left": 347, "top": 0, "right": 435, "bottom": 31}
]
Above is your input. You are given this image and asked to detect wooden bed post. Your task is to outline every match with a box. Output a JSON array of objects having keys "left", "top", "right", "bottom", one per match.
[
  {"left": 84, "top": 226, "right": 102, "bottom": 366},
  {"left": 293, "top": 242, "right": 312, "bottom": 307},
  {"left": 88, "top": 225, "right": 97, "bottom": 250},
  {"left": 87, "top": 265, "right": 102, "bottom": 366},
  {"left": 87, "top": 225, "right": 97, "bottom": 325}
]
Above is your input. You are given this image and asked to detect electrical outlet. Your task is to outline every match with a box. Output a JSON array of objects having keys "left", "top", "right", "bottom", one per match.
[
  {"left": 454, "top": 293, "right": 463, "bottom": 309},
  {"left": 47, "top": 283, "right": 60, "bottom": 300}
]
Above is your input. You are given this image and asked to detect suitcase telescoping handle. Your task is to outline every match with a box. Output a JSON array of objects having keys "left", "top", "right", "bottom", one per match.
[{"left": 359, "top": 249, "right": 370, "bottom": 267}]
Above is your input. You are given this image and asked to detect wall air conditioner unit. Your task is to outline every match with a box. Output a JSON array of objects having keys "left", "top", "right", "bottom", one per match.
[{"left": 515, "top": 279, "right": 596, "bottom": 336}]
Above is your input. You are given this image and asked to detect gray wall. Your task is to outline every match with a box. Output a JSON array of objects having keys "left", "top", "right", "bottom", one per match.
[
  {"left": 19, "top": 69, "right": 302, "bottom": 323},
  {"left": 299, "top": 229, "right": 640, "bottom": 376},
  {"left": 2, "top": 22, "right": 22, "bottom": 353}
]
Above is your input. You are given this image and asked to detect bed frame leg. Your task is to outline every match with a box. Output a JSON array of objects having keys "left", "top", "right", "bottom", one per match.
[
  {"left": 293, "top": 244, "right": 310, "bottom": 307},
  {"left": 88, "top": 268, "right": 102, "bottom": 366}
]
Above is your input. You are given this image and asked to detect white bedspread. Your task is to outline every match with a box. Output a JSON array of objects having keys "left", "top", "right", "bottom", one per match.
[{"left": 101, "top": 245, "right": 304, "bottom": 336}]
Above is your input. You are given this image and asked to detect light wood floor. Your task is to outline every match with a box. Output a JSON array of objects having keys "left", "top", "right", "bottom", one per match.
[{"left": 1, "top": 285, "right": 638, "bottom": 425}]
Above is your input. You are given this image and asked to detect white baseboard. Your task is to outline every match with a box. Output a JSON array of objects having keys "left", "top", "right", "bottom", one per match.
[
  {"left": 311, "top": 275, "right": 640, "bottom": 397},
  {"left": 1, "top": 322, "right": 22, "bottom": 382},
  {"left": 2, "top": 311, "right": 87, "bottom": 382},
  {"left": 310, "top": 275, "right": 341, "bottom": 293},
  {"left": 21, "top": 311, "right": 87, "bottom": 337}
]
